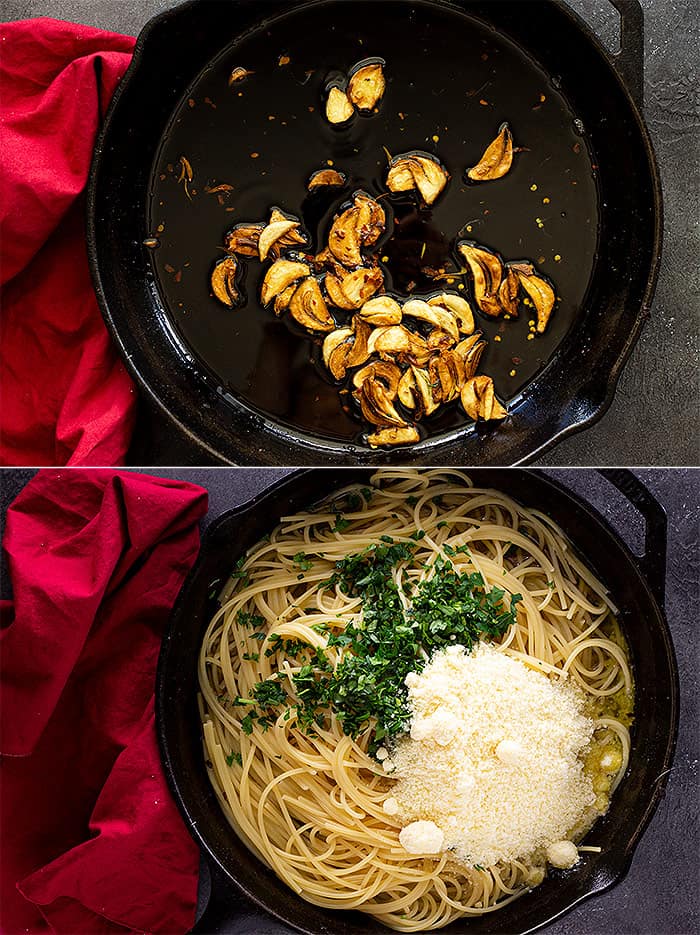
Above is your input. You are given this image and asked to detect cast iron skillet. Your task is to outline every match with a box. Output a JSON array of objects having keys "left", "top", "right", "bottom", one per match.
[
  {"left": 88, "top": 0, "right": 662, "bottom": 466},
  {"left": 157, "top": 469, "right": 679, "bottom": 934}
]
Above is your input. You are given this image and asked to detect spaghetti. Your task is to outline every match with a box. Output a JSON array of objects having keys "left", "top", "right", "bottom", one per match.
[{"left": 198, "top": 469, "right": 633, "bottom": 932}]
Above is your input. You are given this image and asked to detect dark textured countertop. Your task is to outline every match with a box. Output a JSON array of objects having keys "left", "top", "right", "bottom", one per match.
[
  {"left": 3, "top": 0, "right": 699, "bottom": 467},
  {"left": 1, "top": 467, "right": 698, "bottom": 934}
]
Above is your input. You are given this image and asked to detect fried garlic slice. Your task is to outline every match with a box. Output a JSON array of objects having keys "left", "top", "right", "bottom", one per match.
[
  {"left": 308, "top": 169, "right": 347, "bottom": 190},
  {"left": 347, "top": 61, "right": 385, "bottom": 111},
  {"left": 429, "top": 349, "right": 466, "bottom": 404},
  {"left": 210, "top": 257, "right": 240, "bottom": 307},
  {"left": 358, "top": 295, "right": 403, "bottom": 326},
  {"left": 325, "top": 266, "right": 384, "bottom": 310},
  {"left": 288, "top": 277, "right": 335, "bottom": 332},
  {"left": 514, "top": 263, "right": 556, "bottom": 332},
  {"left": 427, "top": 293, "right": 475, "bottom": 335},
  {"left": 367, "top": 425, "right": 420, "bottom": 448},
  {"left": 402, "top": 299, "right": 460, "bottom": 342},
  {"left": 260, "top": 259, "right": 310, "bottom": 305},
  {"left": 461, "top": 375, "right": 508, "bottom": 421},
  {"left": 225, "top": 223, "right": 264, "bottom": 257},
  {"left": 322, "top": 327, "right": 354, "bottom": 380},
  {"left": 386, "top": 153, "right": 449, "bottom": 205},
  {"left": 328, "top": 193, "right": 385, "bottom": 267},
  {"left": 457, "top": 242, "right": 504, "bottom": 317},
  {"left": 467, "top": 123, "right": 514, "bottom": 182},
  {"left": 326, "top": 86, "right": 354, "bottom": 124},
  {"left": 455, "top": 333, "right": 487, "bottom": 379}
]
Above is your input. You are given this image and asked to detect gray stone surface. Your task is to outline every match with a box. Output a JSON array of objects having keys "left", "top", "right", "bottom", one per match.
[
  {"left": 1, "top": 467, "right": 698, "bottom": 934},
  {"left": 2, "top": 0, "right": 698, "bottom": 466}
]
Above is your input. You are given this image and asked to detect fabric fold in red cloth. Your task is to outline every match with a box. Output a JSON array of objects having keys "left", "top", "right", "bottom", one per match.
[
  {"left": 0, "top": 470, "right": 207, "bottom": 934},
  {"left": 0, "top": 19, "right": 138, "bottom": 466}
]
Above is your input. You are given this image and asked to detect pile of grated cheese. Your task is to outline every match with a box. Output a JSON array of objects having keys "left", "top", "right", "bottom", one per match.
[{"left": 386, "top": 642, "right": 596, "bottom": 868}]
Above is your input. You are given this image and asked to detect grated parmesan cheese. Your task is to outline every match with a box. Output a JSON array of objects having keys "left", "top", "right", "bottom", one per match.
[{"left": 391, "top": 642, "right": 596, "bottom": 868}]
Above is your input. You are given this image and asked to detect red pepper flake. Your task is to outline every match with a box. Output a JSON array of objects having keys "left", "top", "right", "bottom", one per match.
[
  {"left": 308, "top": 106, "right": 315, "bottom": 112},
  {"left": 250, "top": 152, "right": 260, "bottom": 159},
  {"left": 174, "top": 270, "right": 182, "bottom": 283},
  {"left": 187, "top": 98, "right": 195, "bottom": 108},
  {"left": 278, "top": 54, "right": 291, "bottom": 66},
  {"left": 164, "top": 264, "right": 175, "bottom": 274},
  {"left": 573, "top": 142, "right": 581, "bottom": 154},
  {"left": 204, "top": 97, "right": 217, "bottom": 109},
  {"left": 512, "top": 356, "right": 522, "bottom": 365},
  {"left": 481, "top": 53, "right": 488, "bottom": 61},
  {"left": 159, "top": 173, "right": 166, "bottom": 181},
  {"left": 479, "top": 99, "right": 489, "bottom": 106}
]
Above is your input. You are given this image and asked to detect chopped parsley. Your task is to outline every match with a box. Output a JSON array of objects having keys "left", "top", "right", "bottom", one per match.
[
  {"left": 252, "top": 677, "right": 288, "bottom": 707},
  {"left": 225, "top": 751, "right": 242, "bottom": 767},
  {"left": 236, "top": 611, "right": 264, "bottom": 629},
  {"left": 331, "top": 513, "right": 351, "bottom": 532},
  {"left": 288, "top": 543, "right": 521, "bottom": 743},
  {"left": 293, "top": 551, "right": 313, "bottom": 571}
]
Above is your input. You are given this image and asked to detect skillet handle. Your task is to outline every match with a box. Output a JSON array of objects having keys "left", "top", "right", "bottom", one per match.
[
  {"left": 597, "top": 469, "right": 667, "bottom": 605},
  {"left": 191, "top": 861, "right": 241, "bottom": 934},
  {"left": 606, "top": 0, "right": 645, "bottom": 109}
]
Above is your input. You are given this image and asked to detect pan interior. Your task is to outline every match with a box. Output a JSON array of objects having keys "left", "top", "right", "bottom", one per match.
[{"left": 148, "top": 0, "right": 600, "bottom": 446}]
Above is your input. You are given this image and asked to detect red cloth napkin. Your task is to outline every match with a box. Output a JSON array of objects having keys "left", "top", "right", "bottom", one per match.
[
  {"left": 0, "top": 20, "right": 138, "bottom": 466},
  {"left": 0, "top": 470, "right": 208, "bottom": 934}
]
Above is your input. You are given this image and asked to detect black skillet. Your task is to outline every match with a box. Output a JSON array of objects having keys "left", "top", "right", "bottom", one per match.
[
  {"left": 88, "top": 0, "right": 662, "bottom": 466},
  {"left": 156, "top": 469, "right": 679, "bottom": 934}
]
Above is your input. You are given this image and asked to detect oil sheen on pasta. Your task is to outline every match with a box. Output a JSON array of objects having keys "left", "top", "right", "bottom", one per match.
[{"left": 198, "top": 470, "right": 632, "bottom": 932}]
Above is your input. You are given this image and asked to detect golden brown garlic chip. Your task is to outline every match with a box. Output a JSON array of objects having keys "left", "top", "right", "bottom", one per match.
[
  {"left": 326, "top": 86, "right": 354, "bottom": 124},
  {"left": 513, "top": 263, "right": 556, "bottom": 332},
  {"left": 322, "top": 327, "right": 354, "bottom": 379},
  {"left": 258, "top": 208, "right": 307, "bottom": 260},
  {"left": 386, "top": 153, "right": 449, "bottom": 205},
  {"left": 427, "top": 293, "right": 475, "bottom": 334},
  {"left": 307, "top": 169, "right": 347, "bottom": 190},
  {"left": 228, "top": 67, "right": 253, "bottom": 86},
  {"left": 355, "top": 366, "right": 405, "bottom": 428},
  {"left": 457, "top": 242, "right": 505, "bottom": 317},
  {"left": 367, "top": 425, "right": 420, "bottom": 448},
  {"left": 273, "top": 283, "right": 297, "bottom": 316},
  {"left": 260, "top": 259, "right": 310, "bottom": 305},
  {"left": 288, "top": 277, "right": 335, "bottom": 332},
  {"left": 398, "top": 366, "right": 440, "bottom": 417},
  {"left": 427, "top": 329, "right": 456, "bottom": 352},
  {"left": 358, "top": 295, "right": 402, "bottom": 326},
  {"left": 367, "top": 325, "right": 413, "bottom": 357},
  {"left": 429, "top": 349, "right": 466, "bottom": 404},
  {"left": 347, "top": 61, "right": 385, "bottom": 111},
  {"left": 210, "top": 257, "right": 240, "bottom": 307},
  {"left": 455, "top": 333, "right": 488, "bottom": 379},
  {"left": 225, "top": 223, "right": 264, "bottom": 257},
  {"left": 325, "top": 266, "right": 383, "bottom": 310},
  {"left": 467, "top": 123, "right": 514, "bottom": 182},
  {"left": 460, "top": 375, "right": 508, "bottom": 421},
  {"left": 327, "top": 193, "right": 385, "bottom": 267},
  {"left": 498, "top": 267, "right": 521, "bottom": 317},
  {"left": 345, "top": 317, "right": 373, "bottom": 369},
  {"left": 352, "top": 360, "right": 401, "bottom": 395},
  {"left": 402, "top": 299, "right": 460, "bottom": 342}
]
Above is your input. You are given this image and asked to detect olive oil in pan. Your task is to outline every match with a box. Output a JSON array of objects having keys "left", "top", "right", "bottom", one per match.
[{"left": 148, "top": 0, "right": 599, "bottom": 445}]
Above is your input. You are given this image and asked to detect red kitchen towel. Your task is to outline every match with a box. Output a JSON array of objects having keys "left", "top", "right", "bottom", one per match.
[
  {"left": 0, "top": 470, "right": 208, "bottom": 934},
  {"left": 0, "top": 19, "right": 137, "bottom": 466}
]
